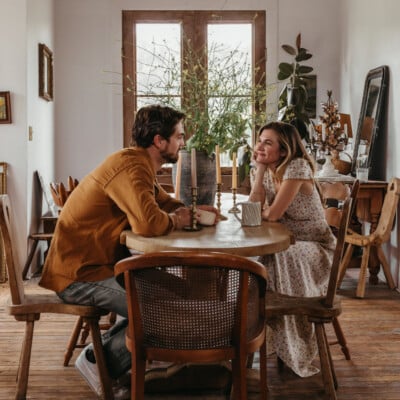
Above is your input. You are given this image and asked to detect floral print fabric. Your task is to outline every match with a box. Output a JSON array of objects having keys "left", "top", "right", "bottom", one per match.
[{"left": 255, "top": 158, "right": 336, "bottom": 377}]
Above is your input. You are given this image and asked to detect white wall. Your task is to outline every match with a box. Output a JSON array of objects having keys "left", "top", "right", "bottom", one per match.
[
  {"left": 26, "top": 0, "right": 55, "bottom": 270},
  {"left": 53, "top": 0, "right": 341, "bottom": 181},
  {"left": 0, "top": 1, "right": 28, "bottom": 265},
  {"left": 0, "top": 0, "right": 54, "bottom": 269},
  {"left": 340, "top": 0, "right": 400, "bottom": 285}
]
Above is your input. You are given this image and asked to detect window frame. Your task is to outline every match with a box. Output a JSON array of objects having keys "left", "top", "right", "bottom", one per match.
[{"left": 122, "top": 10, "right": 266, "bottom": 148}]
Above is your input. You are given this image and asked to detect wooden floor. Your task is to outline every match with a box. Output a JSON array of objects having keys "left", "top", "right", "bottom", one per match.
[{"left": 1, "top": 270, "right": 399, "bottom": 400}]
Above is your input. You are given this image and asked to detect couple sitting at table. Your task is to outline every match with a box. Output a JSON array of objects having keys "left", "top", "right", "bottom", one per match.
[{"left": 39, "top": 104, "right": 335, "bottom": 397}]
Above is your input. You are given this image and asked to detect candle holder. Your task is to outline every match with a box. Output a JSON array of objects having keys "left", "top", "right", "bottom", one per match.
[
  {"left": 184, "top": 186, "right": 202, "bottom": 231},
  {"left": 228, "top": 188, "right": 240, "bottom": 213},
  {"left": 216, "top": 183, "right": 228, "bottom": 221}
]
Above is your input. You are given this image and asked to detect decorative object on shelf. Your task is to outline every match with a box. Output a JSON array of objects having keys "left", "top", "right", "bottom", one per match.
[
  {"left": 311, "top": 90, "right": 351, "bottom": 175},
  {"left": 318, "top": 154, "right": 338, "bottom": 177},
  {"left": 0, "top": 91, "right": 12, "bottom": 124},
  {"left": 277, "top": 33, "right": 314, "bottom": 141},
  {"left": 38, "top": 43, "right": 53, "bottom": 101}
]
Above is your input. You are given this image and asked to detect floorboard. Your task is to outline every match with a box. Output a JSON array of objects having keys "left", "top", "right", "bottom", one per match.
[{"left": 0, "top": 270, "right": 399, "bottom": 399}]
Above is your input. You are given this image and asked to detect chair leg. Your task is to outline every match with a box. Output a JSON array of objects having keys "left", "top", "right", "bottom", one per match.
[
  {"left": 259, "top": 338, "right": 268, "bottom": 400},
  {"left": 231, "top": 353, "right": 247, "bottom": 400},
  {"left": 131, "top": 353, "right": 146, "bottom": 400},
  {"left": 356, "top": 245, "right": 370, "bottom": 298},
  {"left": 16, "top": 318, "right": 35, "bottom": 400},
  {"left": 331, "top": 317, "right": 351, "bottom": 360},
  {"left": 377, "top": 245, "right": 396, "bottom": 290},
  {"left": 337, "top": 243, "right": 353, "bottom": 287},
  {"left": 314, "top": 323, "right": 337, "bottom": 400},
  {"left": 22, "top": 239, "right": 39, "bottom": 280},
  {"left": 323, "top": 323, "right": 338, "bottom": 390},
  {"left": 86, "top": 317, "right": 114, "bottom": 400},
  {"left": 64, "top": 316, "right": 84, "bottom": 366}
]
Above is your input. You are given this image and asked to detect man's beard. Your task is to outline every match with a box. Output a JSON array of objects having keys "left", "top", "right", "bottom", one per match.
[{"left": 160, "top": 149, "right": 179, "bottom": 164}]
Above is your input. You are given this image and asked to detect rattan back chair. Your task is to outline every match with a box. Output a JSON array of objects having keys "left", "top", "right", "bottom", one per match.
[{"left": 114, "top": 250, "right": 268, "bottom": 400}]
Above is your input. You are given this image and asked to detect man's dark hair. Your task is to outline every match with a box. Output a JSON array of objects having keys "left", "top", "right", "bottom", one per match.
[{"left": 131, "top": 104, "right": 186, "bottom": 148}]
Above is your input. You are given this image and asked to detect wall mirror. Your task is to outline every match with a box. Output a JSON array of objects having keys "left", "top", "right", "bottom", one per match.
[{"left": 351, "top": 65, "right": 389, "bottom": 178}]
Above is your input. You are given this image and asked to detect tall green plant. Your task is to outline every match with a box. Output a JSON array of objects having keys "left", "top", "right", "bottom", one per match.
[{"left": 277, "top": 33, "right": 314, "bottom": 137}]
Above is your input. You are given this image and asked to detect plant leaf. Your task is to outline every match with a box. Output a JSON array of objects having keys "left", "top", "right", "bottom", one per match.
[
  {"left": 281, "top": 44, "right": 296, "bottom": 55},
  {"left": 295, "top": 52, "right": 312, "bottom": 62},
  {"left": 296, "top": 33, "right": 301, "bottom": 49},
  {"left": 298, "top": 65, "right": 314, "bottom": 74}
]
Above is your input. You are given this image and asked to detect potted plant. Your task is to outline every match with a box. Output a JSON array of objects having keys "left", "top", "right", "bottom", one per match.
[
  {"left": 277, "top": 33, "right": 314, "bottom": 140},
  {"left": 134, "top": 38, "right": 267, "bottom": 204}
]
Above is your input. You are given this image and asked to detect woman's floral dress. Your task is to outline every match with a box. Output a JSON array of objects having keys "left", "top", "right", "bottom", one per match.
[{"left": 254, "top": 158, "right": 337, "bottom": 377}]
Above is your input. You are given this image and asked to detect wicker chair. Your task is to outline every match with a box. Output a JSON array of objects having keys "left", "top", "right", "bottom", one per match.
[{"left": 114, "top": 250, "right": 268, "bottom": 400}]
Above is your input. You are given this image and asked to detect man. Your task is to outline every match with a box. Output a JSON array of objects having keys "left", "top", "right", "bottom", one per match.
[{"left": 39, "top": 104, "right": 218, "bottom": 397}]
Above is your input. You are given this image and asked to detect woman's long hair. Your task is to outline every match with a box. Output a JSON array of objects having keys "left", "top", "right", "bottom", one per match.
[{"left": 258, "top": 121, "right": 316, "bottom": 181}]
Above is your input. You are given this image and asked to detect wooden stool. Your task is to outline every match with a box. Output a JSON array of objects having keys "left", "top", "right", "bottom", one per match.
[
  {"left": 22, "top": 232, "right": 54, "bottom": 279},
  {"left": 64, "top": 312, "right": 117, "bottom": 366}
]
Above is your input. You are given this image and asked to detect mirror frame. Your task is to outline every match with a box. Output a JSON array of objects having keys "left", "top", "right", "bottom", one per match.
[{"left": 351, "top": 65, "right": 389, "bottom": 177}]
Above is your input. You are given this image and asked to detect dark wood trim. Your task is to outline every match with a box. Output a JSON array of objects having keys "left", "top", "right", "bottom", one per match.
[{"left": 122, "top": 10, "right": 266, "bottom": 148}]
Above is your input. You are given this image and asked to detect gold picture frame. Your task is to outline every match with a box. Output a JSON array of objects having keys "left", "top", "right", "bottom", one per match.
[
  {"left": 38, "top": 43, "right": 53, "bottom": 101},
  {"left": 0, "top": 91, "right": 11, "bottom": 124}
]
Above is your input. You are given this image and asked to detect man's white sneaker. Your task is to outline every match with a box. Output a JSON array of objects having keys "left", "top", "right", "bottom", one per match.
[{"left": 75, "top": 347, "right": 102, "bottom": 396}]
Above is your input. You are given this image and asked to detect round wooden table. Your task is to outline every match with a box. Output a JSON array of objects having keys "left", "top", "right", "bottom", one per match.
[{"left": 120, "top": 214, "right": 294, "bottom": 257}]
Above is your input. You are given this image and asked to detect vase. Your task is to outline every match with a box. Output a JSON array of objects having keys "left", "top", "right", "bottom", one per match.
[
  {"left": 318, "top": 154, "right": 338, "bottom": 177},
  {"left": 172, "top": 150, "right": 216, "bottom": 206}
]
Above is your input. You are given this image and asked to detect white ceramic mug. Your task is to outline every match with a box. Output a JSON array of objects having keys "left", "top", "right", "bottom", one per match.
[
  {"left": 197, "top": 209, "right": 217, "bottom": 226},
  {"left": 234, "top": 201, "right": 262, "bottom": 226}
]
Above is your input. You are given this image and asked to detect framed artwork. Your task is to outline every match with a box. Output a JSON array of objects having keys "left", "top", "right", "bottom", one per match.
[
  {"left": 38, "top": 43, "right": 53, "bottom": 101},
  {"left": 0, "top": 91, "right": 11, "bottom": 124}
]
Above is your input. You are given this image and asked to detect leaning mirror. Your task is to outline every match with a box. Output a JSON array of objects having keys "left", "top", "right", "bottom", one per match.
[{"left": 351, "top": 65, "right": 389, "bottom": 178}]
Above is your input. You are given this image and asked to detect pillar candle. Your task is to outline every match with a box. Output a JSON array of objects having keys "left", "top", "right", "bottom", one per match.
[
  {"left": 322, "top": 123, "right": 326, "bottom": 142},
  {"left": 174, "top": 152, "right": 182, "bottom": 199},
  {"left": 232, "top": 152, "right": 237, "bottom": 189},
  {"left": 191, "top": 148, "right": 197, "bottom": 188},
  {"left": 215, "top": 145, "right": 221, "bottom": 184},
  {"left": 344, "top": 123, "right": 348, "bottom": 138}
]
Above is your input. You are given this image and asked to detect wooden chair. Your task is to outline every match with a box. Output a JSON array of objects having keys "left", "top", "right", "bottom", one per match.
[
  {"left": 64, "top": 311, "right": 117, "bottom": 366},
  {"left": 338, "top": 177, "right": 399, "bottom": 298},
  {"left": 23, "top": 176, "right": 79, "bottom": 280},
  {"left": 114, "top": 250, "right": 268, "bottom": 400},
  {"left": 320, "top": 179, "right": 360, "bottom": 361},
  {"left": 0, "top": 195, "right": 114, "bottom": 400},
  {"left": 266, "top": 196, "right": 353, "bottom": 400}
]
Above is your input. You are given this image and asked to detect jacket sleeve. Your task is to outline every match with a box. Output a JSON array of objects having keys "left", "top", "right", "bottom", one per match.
[{"left": 104, "top": 161, "right": 183, "bottom": 237}]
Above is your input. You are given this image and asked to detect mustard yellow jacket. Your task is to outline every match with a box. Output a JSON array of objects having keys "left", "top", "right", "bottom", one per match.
[{"left": 39, "top": 147, "right": 184, "bottom": 293}]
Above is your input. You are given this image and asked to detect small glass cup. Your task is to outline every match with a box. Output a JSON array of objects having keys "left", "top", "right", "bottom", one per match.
[{"left": 356, "top": 155, "right": 369, "bottom": 181}]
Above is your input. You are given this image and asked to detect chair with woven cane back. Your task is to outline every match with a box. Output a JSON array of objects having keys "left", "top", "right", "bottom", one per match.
[
  {"left": 114, "top": 250, "right": 268, "bottom": 400},
  {"left": 0, "top": 194, "right": 114, "bottom": 399}
]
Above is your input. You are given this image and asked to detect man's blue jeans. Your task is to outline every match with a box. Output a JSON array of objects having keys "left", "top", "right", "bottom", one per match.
[{"left": 57, "top": 277, "right": 131, "bottom": 379}]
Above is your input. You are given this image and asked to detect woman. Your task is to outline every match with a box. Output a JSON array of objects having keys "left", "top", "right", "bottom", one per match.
[{"left": 249, "top": 121, "right": 336, "bottom": 377}]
